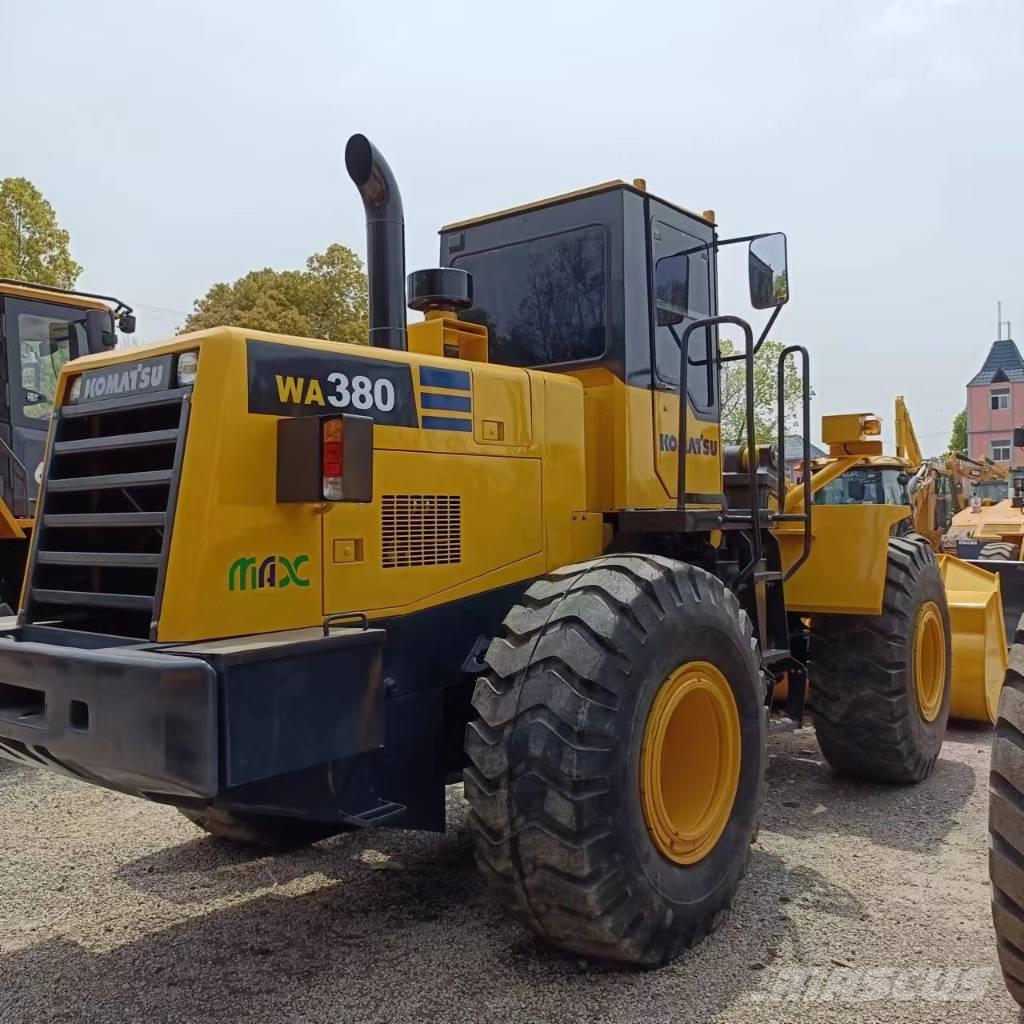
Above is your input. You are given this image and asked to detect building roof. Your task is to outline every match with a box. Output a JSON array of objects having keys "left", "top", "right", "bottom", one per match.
[
  {"left": 784, "top": 434, "right": 826, "bottom": 461},
  {"left": 968, "top": 338, "right": 1024, "bottom": 385}
]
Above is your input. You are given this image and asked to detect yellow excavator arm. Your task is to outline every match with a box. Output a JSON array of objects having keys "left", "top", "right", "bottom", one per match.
[{"left": 894, "top": 394, "right": 924, "bottom": 467}]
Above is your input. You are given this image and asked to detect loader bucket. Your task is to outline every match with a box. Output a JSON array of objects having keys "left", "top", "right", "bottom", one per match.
[
  {"left": 937, "top": 556, "right": 1007, "bottom": 723},
  {"left": 965, "top": 558, "right": 1024, "bottom": 641}
]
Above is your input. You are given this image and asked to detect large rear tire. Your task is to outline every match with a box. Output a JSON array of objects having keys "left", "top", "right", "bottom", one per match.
[
  {"left": 809, "top": 536, "right": 951, "bottom": 783},
  {"left": 178, "top": 807, "right": 344, "bottom": 850},
  {"left": 990, "top": 617, "right": 1024, "bottom": 1007},
  {"left": 464, "top": 554, "right": 766, "bottom": 965}
]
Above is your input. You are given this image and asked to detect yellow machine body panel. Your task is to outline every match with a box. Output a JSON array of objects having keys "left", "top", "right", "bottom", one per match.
[
  {"left": 569, "top": 367, "right": 720, "bottom": 513},
  {"left": 52, "top": 329, "right": 605, "bottom": 642},
  {"left": 948, "top": 499, "right": 1024, "bottom": 550},
  {"left": 775, "top": 504, "right": 910, "bottom": 615},
  {"left": 938, "top": 555, "right": 1007, "bottom": 723}
]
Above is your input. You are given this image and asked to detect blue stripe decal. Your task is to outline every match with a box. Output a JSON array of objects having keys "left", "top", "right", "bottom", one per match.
[
  {"left": 422, "top": 415, "right": 473, "bottom": 432},
  {"left": 419, "top": 366, "right": 471, "bottom": 391},
  {"left": 421, "top": 392, "right": 472, "bottom": 412}
]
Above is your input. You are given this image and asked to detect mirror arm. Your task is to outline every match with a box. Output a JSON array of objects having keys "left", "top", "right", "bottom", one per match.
[
  {"left": 719, "top": 303, "right": 782, "bottom": 364},
  {"left": 754, "top": 304, "right": 782, "bottom": 354}
]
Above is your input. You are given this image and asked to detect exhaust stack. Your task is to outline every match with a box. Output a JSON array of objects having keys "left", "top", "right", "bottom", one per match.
[{"left": 345, "top": 134, "right": 407, "bottom": 350}]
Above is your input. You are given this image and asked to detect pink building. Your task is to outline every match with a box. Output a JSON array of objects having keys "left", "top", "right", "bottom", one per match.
[{"left": 967, "top": 338, "right": 1024, "bottom": 468}]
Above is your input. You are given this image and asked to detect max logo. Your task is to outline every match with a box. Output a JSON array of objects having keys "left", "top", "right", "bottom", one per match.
[{"left": 229, "top": 555, "right": 310, "bottom": 591}]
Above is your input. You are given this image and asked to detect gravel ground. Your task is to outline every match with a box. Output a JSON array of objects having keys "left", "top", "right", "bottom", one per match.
[{"left": 0, "top": 725, "right": 1016, "bottom": 1024}]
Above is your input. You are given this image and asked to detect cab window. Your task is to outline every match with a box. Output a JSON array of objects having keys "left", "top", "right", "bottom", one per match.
[
  {"left": 17, "top": 312, "right": 84, "bottom": 419},
  {"left": 652, "top": 219, "right": 714, "bottom": 411},
  {"left": 812, "top": 468, "right": 911, "bottom": 506},
  {"left": 454, "top": 225, "right": 608, "bottom": 367}
]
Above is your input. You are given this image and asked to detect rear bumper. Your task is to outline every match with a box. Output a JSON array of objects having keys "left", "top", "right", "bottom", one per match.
[{"left": 0, "top": 624, "right": 385, "bottom": 803}]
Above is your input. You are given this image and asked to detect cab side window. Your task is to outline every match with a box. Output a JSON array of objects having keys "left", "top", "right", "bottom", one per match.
[{"left": 652, "top": 220, "right": 715, "bottom": 412}]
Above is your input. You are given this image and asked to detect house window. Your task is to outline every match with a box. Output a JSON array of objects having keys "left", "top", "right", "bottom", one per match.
[
  {"left": 992, "top": 389, "right": 1009, "bottom": 410},
  {"left": 992, "top": 440, "right": 1011, "bottom": 462}
]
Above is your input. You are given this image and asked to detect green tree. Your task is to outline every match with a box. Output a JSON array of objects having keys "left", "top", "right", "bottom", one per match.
[
  {"left": 949, "top": 408, "right": 967, "bottom": 456},
  {"left": 0, "top": 178, "right": 81, "bottom": 288},
  {"left": 180, "top": 243, "right": 368, "bottom": 342},
  {"left": 719, "top": 338, "right": 810, "bottom": 445}
]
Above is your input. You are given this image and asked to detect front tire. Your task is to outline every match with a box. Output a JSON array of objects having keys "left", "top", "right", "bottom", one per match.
[
  {"left": 809, "top": 537, "right": 952, "bottom": 783},
  {"left": 991, "top": 618, "right": 1024, "bottom": 1006},
  {"left": 464, "top": 555, "right": 766, "bottom": 965}
]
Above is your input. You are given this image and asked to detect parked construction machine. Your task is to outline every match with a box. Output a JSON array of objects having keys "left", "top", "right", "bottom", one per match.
[
  {"left": 0, "top": 280, "right": 134, "bottom": 607},
  {"left": 891, "top": 393, "right": 1008, "bottom": 551},
  {"left": 0, "top": 135, "right": 1005, "bottom": 965}
]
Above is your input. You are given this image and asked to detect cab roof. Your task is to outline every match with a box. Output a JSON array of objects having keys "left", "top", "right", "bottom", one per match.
[
  {"left": 441, "top": 180, "right": 716, "bottom": 232},
  {"left": 0, "top": 279, "right": 129, "bottom": 314}
]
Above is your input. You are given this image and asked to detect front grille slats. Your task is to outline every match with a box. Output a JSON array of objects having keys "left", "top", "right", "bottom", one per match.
[
  {"left": 59, "top": 387, "right": 189, "bottom": 419},
  {"left": 31, "top": 589, "right": 155, "bottom": 611},
  {"left": 24, "top": 387, "right": 189, "bottom": 639},
  {"left": 36, "top": 551, "right": 162, "bottom": 568},
  {"left": 47, "top": 469, "right": 173, "bottom": 493},
  {"left": 53, "top": 429, "right": 179, "bottom": 455},
  {"left": 42, "top": 512, "right": 168, "bottom": 528}
]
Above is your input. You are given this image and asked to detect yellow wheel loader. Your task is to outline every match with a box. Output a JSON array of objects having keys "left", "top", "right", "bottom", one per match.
[
  {"left": 0, "top": 280, "right": 134, "bottom": 609},
  {"left": 0, "top": 134, "right": 1000, "bottom": 965}
]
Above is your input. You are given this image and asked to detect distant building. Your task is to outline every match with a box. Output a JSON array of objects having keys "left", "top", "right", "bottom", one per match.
[
  {"left": 784, "top": 434, "right": 826, "bottom": 482},
  {"left": 967, "top": 337, "right": 1024, "bottom": 467}
]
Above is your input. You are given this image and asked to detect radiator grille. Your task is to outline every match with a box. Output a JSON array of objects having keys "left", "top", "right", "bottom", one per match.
[
  {"left": 22, "top": 388, "right": 189, "bottom": 639},
  {"left": 381, "top": 495, "right": 462, "bottom": 568}
]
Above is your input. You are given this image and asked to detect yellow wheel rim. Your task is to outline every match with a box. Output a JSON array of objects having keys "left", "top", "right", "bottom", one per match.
[
  {"left": 640, "top": 661, "right": 741, "bottom": 865},
  {"left": 914, "top": 601, "right": 945, "bottom": 722}
]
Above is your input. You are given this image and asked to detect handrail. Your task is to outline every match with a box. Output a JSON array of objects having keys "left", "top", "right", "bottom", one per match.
[
  {"left": 675, "top": 315, "right": 762, "bottom": 582},
  {"left": 0, "top": 434, "right": 32, "bottom": 519},
  {"left": 776, "top": 345, "right": 812, "bottom": 581}
]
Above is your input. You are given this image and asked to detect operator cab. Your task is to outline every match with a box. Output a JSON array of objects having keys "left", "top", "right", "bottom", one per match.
[
  {"left": 437, "top": 181, "right": 789, "bottom": 511},
  {"left": 973, "top": 479, "right": 1010, "bottom": 505},
  {"left": 0, "top": 280, "right": 134, "bottom": 518}
]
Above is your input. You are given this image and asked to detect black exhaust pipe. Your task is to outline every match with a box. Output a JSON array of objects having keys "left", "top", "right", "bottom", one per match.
[{"left": 345, "top": 134, "right": 407, "bottom": 350}]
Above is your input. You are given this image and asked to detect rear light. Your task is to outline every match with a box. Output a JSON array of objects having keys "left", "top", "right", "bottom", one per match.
[
  {"left": 68, "top": 376, "right": 82, "bottom": 403},
  {"left": 277, "top": 413, "right": 373, "bottom": 504},
  {"left": 322, "top": 418, "right": 344, "bottom": 500}
]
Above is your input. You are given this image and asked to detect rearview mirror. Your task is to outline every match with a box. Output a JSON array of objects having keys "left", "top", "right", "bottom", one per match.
[
  {"left": 749, "top": 233, "right": 789, "bottom": 309},
  {"left": 85, "top": 308, "right": 117, "bottom": 352},
  {"left": 654, "top": 252, "right": 689, "bottom": 327},
  {"left": 118, "top": 313, "right": 137, "bottom": 335}
]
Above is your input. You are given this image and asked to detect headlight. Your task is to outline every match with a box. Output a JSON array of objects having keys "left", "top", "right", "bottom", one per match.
[
  {"left": 176, "top": 350, "right": 199, "bottom": 386},
  {"left": 68, "top": 376, "right": 82, "bottom": 403}
]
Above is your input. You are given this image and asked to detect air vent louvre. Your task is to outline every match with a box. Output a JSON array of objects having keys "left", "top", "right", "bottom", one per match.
[{"left": 382, "top": 495, "right": 462, "bottom": 568}]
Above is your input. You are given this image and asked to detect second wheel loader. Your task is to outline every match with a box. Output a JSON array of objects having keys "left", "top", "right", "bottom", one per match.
[{"left": 0, "top": 134, "right": 1004, "bottom": 965}]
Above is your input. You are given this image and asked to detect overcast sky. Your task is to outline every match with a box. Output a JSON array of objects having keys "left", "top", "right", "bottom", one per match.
[{"left": 5, "top": 0, "right": 1022, "bottom": 454}]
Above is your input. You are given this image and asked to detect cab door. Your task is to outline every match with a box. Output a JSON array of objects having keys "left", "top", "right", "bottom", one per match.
[
  {"left": 649, "top": 213, "right": 721, "bottom": 503},
  {"left": 1, "top": 297, "right": 86, "bottom": 516}
]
